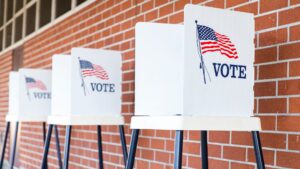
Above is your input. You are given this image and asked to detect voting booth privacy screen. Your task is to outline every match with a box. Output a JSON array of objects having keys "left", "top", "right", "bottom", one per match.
[
  {"left": 51, "top": 48, "right": 122, "bottom": 117},
  {"left": 7, "top": 69, "right": 51, "bottom": 121},
  {"left": 135, "top": 5, "right": 254, "bottom": 117}
]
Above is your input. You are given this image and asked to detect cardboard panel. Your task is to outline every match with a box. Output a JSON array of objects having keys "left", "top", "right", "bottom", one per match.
[
  {"left": 135, "top": 23, "right": 184, "bottom": 116},
  {"left": 183, "top": 5, "right": 254, "bottom": 117}
]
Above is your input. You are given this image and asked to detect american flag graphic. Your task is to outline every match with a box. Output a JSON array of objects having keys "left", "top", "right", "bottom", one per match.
[
  {"left": 25, "top": 77, "right": 47, "bottom": 90},
  {"left": 196, "top": 25, "right": 238, "bottom": 59},
  {"left": 79, "top": 59, "right": 109, "bottom": 80}
]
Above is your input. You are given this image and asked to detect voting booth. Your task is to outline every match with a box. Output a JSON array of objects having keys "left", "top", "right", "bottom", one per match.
[
  {"left": 0, "top": 69, "right": 57, "bottom": 169},
  {"left": 48, "top": 48, "right": 123, "bottom": 125},
  {"left": 6, "top": 69, "right": 51, "bottom": 122},
  {"left": 126, "top": 5, "right": 264, "bottom": 169},
  {"left": 41, "top": 48, "right": 127, "bottom": 169}
]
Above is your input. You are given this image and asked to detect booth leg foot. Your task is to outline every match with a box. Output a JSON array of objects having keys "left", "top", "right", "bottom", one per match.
[
  {"left": 125, "top": 129, "right": 139, "bottom": 169},
  {"left": 97, "top": 126, "right": 104, "bottom": 169},
  {"left": 63, "top": 126, "right": 72, "bottom": 169},
  {"left": 41, "top": 124, "right": 53, "bottom": 169},
  {"left": 174, "top": 130, "right": 183, "bottom": 169},
  {"left": 42, "top": 123, "right": 48, "bottom": 169},
  {"left": 54, "top": 125, "right": 63, "bottom": 169},
  {"left": 9, "top": 122, "right": 19, "bottom": 169},
  {"left": 252, "top": 131, "right": 265, "bottom": 169},
  {"left": 0, "top": 122, "right": 10, "bottom": 169},
  {"left": 201, "top": 131, "right": 208, "bottom": 169},
  {"left": 119, "top": 125, "right": 128, "bottom": 166}
]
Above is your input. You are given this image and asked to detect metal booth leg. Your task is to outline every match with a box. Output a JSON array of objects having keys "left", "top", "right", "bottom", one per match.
[
  {"left": 174, "top": 130, "right": 183, "bottom": 169},
  {"left": 63, "top": 126, "right": 72, "bottom": 169},
  {"left": 41, "top": 124, "right": 53, "bottom": 169},
  {"left": 0, "top": 122, "right": 10, "bottom": 168},
  {"left": 42, "top": 123, "right": 48, "bottom": 169},
  {"left": 252, "top": 131, "right": 265, "bottom": 169},
  {"left": 9, "top": 122, "right": 19, "bottom": 169},
  {"left": 119, "top": 125, "right": 128, "bottom": 165},
  {"left": 201, "top": 131, "right": 208, "bottom": 169},
  {"left": 125, "top": 129, "right": 140, "bottom": 169},
  {"left": 54, "top": 125, "right": 63, "bottom": 169},
  {"left": 97, "top": 126, "right": 104, "bottom": 169}
]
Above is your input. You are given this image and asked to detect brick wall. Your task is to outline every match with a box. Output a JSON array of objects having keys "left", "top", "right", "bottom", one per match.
[{"left": 0, "top": 0, "right": 299, "bottom": 168}]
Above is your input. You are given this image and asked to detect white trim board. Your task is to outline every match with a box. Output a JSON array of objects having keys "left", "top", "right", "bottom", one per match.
[
  {"left": 47, "top": 115, "right": 125, "bottom": 126},
  {"left": 130, "top": 116, "right": 261, "bottom": 131}
]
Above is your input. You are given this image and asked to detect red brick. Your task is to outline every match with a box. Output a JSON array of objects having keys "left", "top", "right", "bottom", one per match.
[
  {"left": 279, "top": 42, "right": 300, "bottom": 60},
  {"left": 260, "top": 0, "right": 288, "bottom": 13},
  {"left": 278, "top": 116, "right": 300, "bottom": 132},
  {"left": 277, "top": 151, "right": 300, "bottom": 168},
  {"left": 188, "top": 131, "right": 200, "bottom": 141},
  {"left": 183, "top": 142, "right": 200, "bottom": 155},
  {"left": 159, "top": 3, "right": 173, "bottom": 17},
  {"left": 288, "top": 134, "right": 300, "bottom": 151},
  {"left": 205, "top": 0, "right": 225, "bottom": 8},
  {"left": 254, "top": 82, "right": 276, "bottom": 97},
  {"left": 290, "top": 61, "right": 300, "bottom": 77},
  {"left": 209, "top": 131, "right": 230, "bottom": 143},
  {"left": 258, "top": 98, "right": 287, "bottom": 113},
  {"left": 260, "top": 116, "right": 276, "bottom": 130},
  {"left": 155, "top": 0, "right": 169, "bottom": 7},
  {"left": 235, "top": 2, "right": 258, "bottom": 15},
  {"left": 259, "top": 63, "right": 287, "bottom": 79},
  {"left": 150, "top": 163, "right": 164, "bottom": 169},
  {"left": 141, "top": 1, "right": 154, "bottom": 12},
  {"left": 169, "top": 11, "right": 183, "bottom": 24},
  {"left": 255, "top": 47, "right": 277, "bottom": 64},
  {"left": 155, "top": 151, "right": 170, "bottom": 163},
  {"left": 209, "top": 159, "right": 229, "bottom": 169},
  {"left": 174, "top": 0, "right": 190, "bottom": 11},
  {"left": 279, "top": 6, "right": 300, "bottom": 25},
  {"left": 259, "top": 28, "right": 287, "bottom": 47},
  {"left": 223, "top": 146, "right": 246, "bottom": 161},
  {"left": 151, "top": 138, "right": 165, "bottom": 150},
  {"left": 208, "top": 144, "right": 222, "bottom": 158},
  {"left": 278, "top": 79, "right": 300, "bottom": 95},
  {"left": 136, "top": 160, "right": 149, "bottom": 169},
  {"left": 145, "top": 10, "right": 158, "bottom": 21},
  {"left": 260, "top": 133, "right": 286, "bottom": 149},
  {"left": 291, "top": 0, "right": 300, "bottom": 5},
  {"left": 248, "top": 149, "right": 275, "bottom": 165},
  {"left": 188, "top": 155, "right": 202, "bottom": 168},
  {"left": 255, "top": 13, "right": 277, "bottom": 31},
  {"left": 191, "top": 0, "right": 206, "bottom": 4},
  {"left": 231, "top": 131, "right": 252, "bottom": 146},
  {"left": 226, "top": 0, "right": 248, "bottom": 8},
  {"left": 289, "top": 97, "right": 300, "bottom": 113},
  {"left": 290, "top": 24, "right": 300, "bottom": 41},
  {"left": 231, "top": 162, "right": 255, "bottom": 169}
]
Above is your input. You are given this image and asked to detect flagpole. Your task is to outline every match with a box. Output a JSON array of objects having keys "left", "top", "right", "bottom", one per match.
[
  {"left": 195, "top": 20, "right": 207, "bottom": 84},
  {"left": 24, "top": 76, "right": 31, "bottom": 101},
  {"left": 78, "top": 57, "right": 87, "bottom": 96}
]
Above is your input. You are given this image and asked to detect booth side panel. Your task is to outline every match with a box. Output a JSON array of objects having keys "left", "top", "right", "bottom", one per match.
[
  {"left": 8, "top": 72, "right": 20, "bottom": 117},
  {"left": 135, "top": 23, "right": 184, "bottom": 116},
  {"left": 52, "top": 55, "right": 72, "bottom": 116}
]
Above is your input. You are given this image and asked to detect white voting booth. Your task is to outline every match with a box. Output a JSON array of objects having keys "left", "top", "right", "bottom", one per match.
[
  {"left": 41, "top": 48, "right": 127, "bottom": 169},
  {"left": 126, "top": 5, "right": 264, "bottom": 169},
  {"left": 6, "top": 69, "right": 51, "bottom": 122},
  {"left": 1, "top": 69, "right": 52, "bottom": 169},
  {"left": 48, "top": 48, "right": 124, "bottom": 125}
]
